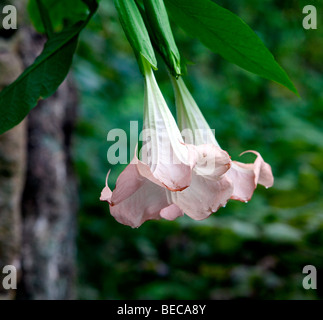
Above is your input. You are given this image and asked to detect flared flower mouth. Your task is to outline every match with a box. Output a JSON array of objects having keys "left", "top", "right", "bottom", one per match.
[
  {"left": 99, "top": 0, "right": 278, "bottom": 229},
  {"left": 100, "top": 74, "right": 274, "bottom": 228},
  {"left": 99, "top": 64, "right": 235, "bottom": 228},
  {"left": 100, "top": 141, "right": 233, "bottom": 227},
  {"left": 226, "top": 151, "right": 274, "bottom": 202},
  {"left": 100, "top": 161, "right": 184, "bottom": 228}
]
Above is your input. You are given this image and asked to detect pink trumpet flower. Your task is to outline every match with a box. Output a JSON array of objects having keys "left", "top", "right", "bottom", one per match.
[
  {"left": 137, "top": 59, "right": 196, "bottom": 192},
  {"left": 100, "top": 143, "right": 232, "bottom": 227},
  {"left": 100, "top": 59, "right": 194, "bottom": 228},
  {"left": 171, "top": 76, "right": 274, "bottom": 203},
  {"left": 100, "top": 60, "right": 233, "bottom": 227}
]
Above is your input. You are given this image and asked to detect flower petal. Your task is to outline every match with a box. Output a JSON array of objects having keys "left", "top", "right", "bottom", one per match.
[
  {"left": 191, "top": 144, "right": 231, "bottom": 178},
  {"left": 136, "top": 155, "right": 192, "bottom": 192},
  {"left": 160, "top": 204, "right": 184, "bottom": 221},
  {"left": 101, "top": 157, "right": 183, "bottom": 228},
  {"left": 227, "top": 151, "right": 274, "bottom": 202},
  {"left": 110, "top": 179, "right": 179, "bottom": 228},
  {"left": 100, "top": 170, "right": 112, "bottom": 202},
  {"left": 109, "top": 160, "right": 146, "bottom": 206},
  {"left": 169, "top": 173, "right": 233, "bottom": 220}
]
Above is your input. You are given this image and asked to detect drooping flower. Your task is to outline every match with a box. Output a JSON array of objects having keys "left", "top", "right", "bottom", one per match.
[
  {"left": 139, "top": 59, "right": 195, "bottom": 192},
  {"left": 171, "top": 76, "right": 274, "bottom": 203},
  {"left": 100, "top": 60, "right": 234, "bottom": 227},
  {"left": 101, "top": 143, "right": 232, "bottom": 227},
  {"left": 144, "top": 76, "right": 236, "bottom": 221},
  {"left": 100, "top": 59, "right": 195, "bottom": 227}
]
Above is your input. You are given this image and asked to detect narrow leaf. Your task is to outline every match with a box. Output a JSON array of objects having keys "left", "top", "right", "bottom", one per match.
[{"left": 164, "top": 0, "right": 298, "bottom": 94}]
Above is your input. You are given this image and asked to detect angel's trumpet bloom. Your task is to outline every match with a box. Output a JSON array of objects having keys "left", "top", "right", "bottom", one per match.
[
  {"left": 139, "top": 59, "right": 195, "bottom": 192},
  {"left": 165, "top": 77, "right": 234, "bottom": 220},
  {"left": 171, "top": 76, "right": 274, "bottom": 204},
  {"left": 100, "top": 60, "right": 195, "bottom": 227}
]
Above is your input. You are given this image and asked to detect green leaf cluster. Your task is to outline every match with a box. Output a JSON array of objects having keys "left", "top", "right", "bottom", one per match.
[
  {"left": 0, "top": 0, "right": 98, "bottom": 135},
  {"left": 0, "top": 0, "right": 298, "bottom": 135}
]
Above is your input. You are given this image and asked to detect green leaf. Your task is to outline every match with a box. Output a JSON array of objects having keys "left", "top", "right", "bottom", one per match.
[
  {"left": 114, "top": 0, "right": 157, "bottom": 73},
  {"left": 28, "top": 0, "right": 89, "bottom": 33},
  {"left": 0, "top": 0, "right": 98, "bottom": 135},
  {"left": 142, "top": 0, "right": 181, "bottom": 76},
  {"left": 164, "top": 0, "right": 298, "bottom": 94}
]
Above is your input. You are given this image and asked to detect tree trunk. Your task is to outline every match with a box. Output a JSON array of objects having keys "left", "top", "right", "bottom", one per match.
[
  {"left": 0, "top": 38, "right": 26, "bottom": 300},
  {"left": 18, "top": 77, "right": 78, "bottom": 300},
  {"left": 17, "top": 27, "right": 78, "bottom": 300},
  {"left": 0, "top": 4, "right": 78, "bottom": 300}
]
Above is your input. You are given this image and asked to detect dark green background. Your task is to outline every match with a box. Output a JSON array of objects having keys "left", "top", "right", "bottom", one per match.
[{"left": 73, "top": 0, "right": 323, "bottom": 299}]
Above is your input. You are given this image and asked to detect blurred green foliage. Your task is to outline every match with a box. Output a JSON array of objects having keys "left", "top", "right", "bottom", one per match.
[{"left": 73, "top": 0, "right": 323, "bottom": 299}]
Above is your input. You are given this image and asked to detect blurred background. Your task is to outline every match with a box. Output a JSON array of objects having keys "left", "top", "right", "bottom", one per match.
[
  {"left": 74, "top": 0, "right": 323, "bottom": 299},
  {"left": 1, "top": 0, "right": 323, "bottom": 299}
]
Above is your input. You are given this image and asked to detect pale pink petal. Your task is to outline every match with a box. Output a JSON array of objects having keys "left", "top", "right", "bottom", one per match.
[
  {"left": 100, "top": 157, "right": 182, "bottom": 227},
  {"left": 160, "top": 204, "right": 184, "bottom": 221},
  {"left": 136, "top": 158, "right": 165, "bottom": 188},
  {"left": 254, "top": 154, "right": 274, "bottom": 188},
  {"left": 226, "top": 162, "right": 256, "bottom": 202},
  {"left": 137, "top": 152, "right": 194, "bottom": 191},
  {"left": 167, "top": 143, "right": 232, "bottom": 220},
  {"left": 227, "top": 151, "right": 274, "bottom": 202},
  {"left": 110, "top": 179, "right": 175, "bottom": 228},
  {"left": 100, "top": 187, "right": 112, "bottom": 202},
  {"left": 190, "top": 144, "right": 231, "bottom": 178},
  {"left": 169, "top": 173, "right": 233, "bottom": 220},
  {"left": 137, "top": 146, "right": 196, "bottom": 191},
  {"left": 109, "top": 160, "right": 146, "bottom": 206},
  {"left": 149, "top": 142, "right": 198, "bottom": 191},
  {"left": 151, "top": 162, "right": 193, "bottom": 191},
  {"left": 100, "top": 170, "right": 112, "bottom": 202}
]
